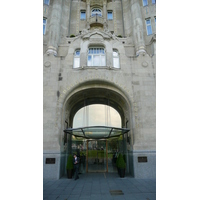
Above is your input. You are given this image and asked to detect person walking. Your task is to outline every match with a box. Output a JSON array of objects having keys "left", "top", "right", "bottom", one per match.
[{"left": 73, "top": 154, "right": 80, "bottom": 180}]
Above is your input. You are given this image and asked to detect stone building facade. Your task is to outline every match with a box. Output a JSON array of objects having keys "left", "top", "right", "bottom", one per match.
[{"left": 43, "top": 0, "right": 156, "bottom": 180}]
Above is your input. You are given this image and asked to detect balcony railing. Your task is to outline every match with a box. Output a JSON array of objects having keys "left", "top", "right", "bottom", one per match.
[{"left": 89, "top": 15, "right": 104, "bottom": 27}]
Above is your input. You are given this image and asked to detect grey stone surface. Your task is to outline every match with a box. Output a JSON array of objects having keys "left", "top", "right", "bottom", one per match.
[{"left": 43, "top": 173, "right": 156, "bottom": 200}]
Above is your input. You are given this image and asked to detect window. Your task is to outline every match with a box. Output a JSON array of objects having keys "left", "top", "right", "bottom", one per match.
[
  {"left": 145, "top": 19, "right": 152, "bottom": 35},
  {"left": 44, "top": 0, "right": 50, "bottom": 5},
  {"left": 143, "top": 0, "right": 148, "bottom": 6},
  {"left": 152, "top": 0, "right": 156, "bottom": 4},
  {"left": 91, "top": 9, "right": 102, "bottom": 17},
  {"left": 80, "top": 11, "right": 86, "bottom": 20},
  {"left": 88, "top": 48, "right": 105, "bottom": 66},
  {"left": 113, "top": 50, "right": 120, "bottom": 68},
  {"left": 73, "top": 50, "right": 80, "bottom": 68},
  {"left": 43, "top": 18, "right": 47, "bottom": 35},
  {"left": 107, "top": 11, "right": 113, "bottom": 20}
]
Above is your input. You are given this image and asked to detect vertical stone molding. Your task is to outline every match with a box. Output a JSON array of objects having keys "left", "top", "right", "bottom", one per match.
[
  {"left": 130, "top": 0, "right": 146, "bottom": 55},
  {"left": 86, "top": 0, "right": 90, "bottom": 29},
  {"left": 103, "top": 0, "right": 108, "bottom": 31},
  {"left": 46, "top": 0, "right": 63, "bottom": 56},
  {"left": 103, "top": 0, "right": 107, "bottom": 23},
  {"left": 121, "top": 0, "right": 131, "bottom": 37}
]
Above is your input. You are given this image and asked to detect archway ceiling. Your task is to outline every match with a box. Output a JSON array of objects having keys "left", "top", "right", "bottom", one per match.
[{"left": 67, "top": 88, "right": 128, "bottom": 120}]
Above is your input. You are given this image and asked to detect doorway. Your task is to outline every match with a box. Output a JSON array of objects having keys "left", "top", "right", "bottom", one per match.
[{"left": 86, "top": 140, "right": 107, "bottom": 172}]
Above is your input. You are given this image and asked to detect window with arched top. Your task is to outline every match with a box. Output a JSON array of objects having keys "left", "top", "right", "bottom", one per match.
[
  {"left": 88, "top": 47, "right": 106, "bottom": 67},
  {"left": 73, "top": 50, "right": 80, "bottom": 68},
  {"left": 113, "top": 50, "right": 120, "bottom": 68},
  {"left": 91, "top": 8, "right": 102, "bottom": 17}
]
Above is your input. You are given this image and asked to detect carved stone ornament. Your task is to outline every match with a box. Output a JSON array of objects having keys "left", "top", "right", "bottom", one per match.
[
  {"left": 142, "top": 61, "right": 148, "bottom": 68},
  {"left": 82, "top": 30, "right": 112, "bottom": 40},
  {"left": 44, "top": 61, "right": 51, "bottom": 68}
]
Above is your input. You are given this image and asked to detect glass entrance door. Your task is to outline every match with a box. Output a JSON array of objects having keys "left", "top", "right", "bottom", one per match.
[{"left": 87, "top": 140, "right": 107, "bottom": 172}]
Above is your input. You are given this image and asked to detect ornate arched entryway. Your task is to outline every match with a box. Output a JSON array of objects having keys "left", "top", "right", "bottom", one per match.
[{"left": 60, "top": 81, "right": 133, "bottom": 176}]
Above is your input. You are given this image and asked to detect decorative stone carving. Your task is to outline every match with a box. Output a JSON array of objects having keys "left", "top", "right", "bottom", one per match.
[
  {"left": 44, "top": 61, "right": 51, "bottom": 68},
  {"left": 142, "top": 61, "right": 148, "bottom": 68}
]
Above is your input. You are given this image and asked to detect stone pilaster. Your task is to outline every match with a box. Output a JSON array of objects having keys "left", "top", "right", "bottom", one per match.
[
  {"left": 86, "top": 0, "right": 90, "bottom": 29},
  {"left": 46, "top": 0, "right": 63, "bottom": 56},
  {"left": 103, "top": 0, "right": 108, "bottom": 31},
  {"left": 130, "top": 0, "right": 146, "bottom": 55}
]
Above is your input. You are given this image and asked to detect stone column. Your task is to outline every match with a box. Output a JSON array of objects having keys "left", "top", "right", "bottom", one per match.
[
  {"left": 103, "top": 0, "right": 108, "bottom": 30},
  {"left": 46, "top": 0, "right": 63, "bottom": 56},
  {"left": 103, "top": 0, "right": 107, "bottom": 22},
  {"left": 86, "top": 0, "right": 90, "bottom": 29},
  {"left": 130, "top": 0, "right": 146, "bottom": 55}
]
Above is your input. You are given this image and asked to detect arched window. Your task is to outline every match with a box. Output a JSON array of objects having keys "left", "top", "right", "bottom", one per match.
[
  {"left": 87, "top": 47, "right": 106, "bottom": 67},
  {"left": 91, "top": 8, "right": 102, "bottom": 17},
  {"left": 73, "top": 50, "right": 80, "bottom": 68},
  {"left": 113, "top": 50, "right": 120, "bottom": 68}
]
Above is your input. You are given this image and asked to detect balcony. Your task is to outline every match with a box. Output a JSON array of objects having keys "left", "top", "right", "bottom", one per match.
[{"left": 89, "top": 15, "right": 104, "bottom": 29}]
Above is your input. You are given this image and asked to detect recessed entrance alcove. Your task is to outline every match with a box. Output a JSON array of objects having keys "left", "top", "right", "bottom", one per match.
[{"left": 62, "top": 83, "right": 131, "bottom": 175}]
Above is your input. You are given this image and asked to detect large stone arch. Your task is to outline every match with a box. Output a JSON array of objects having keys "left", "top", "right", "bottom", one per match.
[
  {"left": 55, "top": 79, "right": 136, "bottom": 178},
  {"left": 59, "top": 79, "right": 135, "bottom": 146}
]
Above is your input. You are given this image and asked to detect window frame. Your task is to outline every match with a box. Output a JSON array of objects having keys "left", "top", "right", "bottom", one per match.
[
  {"left": 145, "top": 18, "right": 153, "bottom": 35},
  {"left": 143, "top": 0, "right": 148, "bottom": 7},
  {"left": 107, "top": 11, "right": 113, "bottom": 20},
  {"left": 91, "top": 8, "right": 102, "bottom": 17},
  {"left": 87, "top": 47, "right": 106, "bottom": 67},
  {"left": 44, "top": 0, "right": 50, "bottom": 5},
  {"left": 73, "top": 49, "right": 81, "bottom": 68},
  {"left": 43, "top": 18, "right": 47, "bottom": 35},
  {"left": 80, "top": 10, "right": 86, "bottom": 20}
]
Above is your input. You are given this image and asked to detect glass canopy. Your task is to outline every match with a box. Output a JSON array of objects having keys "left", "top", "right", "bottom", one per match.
[{"left": 64, "top": 126, "right": 130, "bottom": 139}]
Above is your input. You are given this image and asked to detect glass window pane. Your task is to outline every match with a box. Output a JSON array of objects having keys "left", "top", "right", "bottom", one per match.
[
  {"left": 113, "top": 57, "right": 119, "bottom": 68},
  {"left": 107, "top": 12, "right": 113, "bottom": 20},
  {"left": 74, "top": 58, "right": 80, "bottom": 68},
  {"left": 88, "top": 55, "right": 92, "bottom": 66},
  {"left": 101, "top": 56, "right": 106, "bottom": 66},
  {"left": 93, "top": 55, "right": 100, "bottom": 66},
  {"left": 80, "top": 12, "right": 86, "bottom": 19},
  {"left": 75, "top": 50, "right": 80, "bottom": 56},
  {"left": 147, "top": 25, "right": 152, "bottom": 35},
  {"left": 146, "top": 19, "right": 150, "bottom": 25},
  {"left": 93, "top": 48, "right": 97, "bottom": 54},
  {"left": 91, "top": 8, "right": 102, "bottom": 17},
  {"left": 43, "top": 25, "right": 46, "bottom": 35},
  {"left": 113, "top": 51, "right": 118, "bottom": 57},
  {"left": 152, "top": 0, "right": 156, "bottom": 4},
  {"left": 44, "top": 0, "right": 49, "bottom": 5},
  {"left": 143, "top": 0, "right": 148, "bottom": 6}
]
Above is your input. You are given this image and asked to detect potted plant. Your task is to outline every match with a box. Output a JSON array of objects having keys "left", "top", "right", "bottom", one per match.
[
  {"left": 66, "top": 154, "right": 74, "bottom": 179},
  {"left": 123, "top": 154, "right": 126, "bottom": 164},
  {"left": 117, "top": 154, "right": 126, "bottom": 178}
]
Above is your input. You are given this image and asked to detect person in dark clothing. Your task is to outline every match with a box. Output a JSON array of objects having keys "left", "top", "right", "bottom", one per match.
[{"left": 73, "top": 154, "right": 80, "bottom": 180}]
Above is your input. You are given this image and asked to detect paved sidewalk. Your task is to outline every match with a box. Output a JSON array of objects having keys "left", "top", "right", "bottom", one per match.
[{"left": 43, "top": 173, "right": 156, "bottom": 200}]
